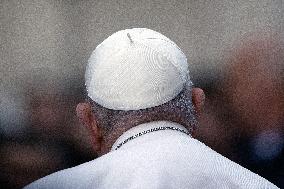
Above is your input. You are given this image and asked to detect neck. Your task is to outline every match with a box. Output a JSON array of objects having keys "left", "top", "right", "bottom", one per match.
[
  {"left": 112, "top": 121, "right": 190, "bottom": 151},
  {"left": 99, "top": 120, "right": 190, "bottom": 155}
]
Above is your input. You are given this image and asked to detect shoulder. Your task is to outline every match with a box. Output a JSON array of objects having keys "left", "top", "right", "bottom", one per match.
[
  {"left": 23, "top": 156, "right": 109, "bottom": 189},
  {"left": 176, "top": 137, "right": 279, "bottom": 188},
  {"left": 123, "top": 135, "right": 279, "bottom": 189}
]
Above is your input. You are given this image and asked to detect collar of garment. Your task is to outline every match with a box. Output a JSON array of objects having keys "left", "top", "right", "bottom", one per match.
[{"left": 111, "top": 121, "right": 190, "bottom": 151}]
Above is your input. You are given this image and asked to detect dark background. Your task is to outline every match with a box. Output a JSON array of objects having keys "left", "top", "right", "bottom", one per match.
[{"left": 1, "top": 0, "right": 283, "bottom": 188}]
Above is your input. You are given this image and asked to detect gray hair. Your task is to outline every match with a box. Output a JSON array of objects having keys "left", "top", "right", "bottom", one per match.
[{"left": 87, "top": 81, "right": 197, "bottom": 136}]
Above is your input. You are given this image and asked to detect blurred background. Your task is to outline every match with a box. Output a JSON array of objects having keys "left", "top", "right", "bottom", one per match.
[{"left": 0, "top": 0, "right": 283, "bottom": 188}]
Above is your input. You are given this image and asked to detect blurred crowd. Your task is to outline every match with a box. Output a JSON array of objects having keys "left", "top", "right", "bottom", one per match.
[
  {"left": 195, "top": 35, "right": 284, "bottom": 187},
  {"left": 0, "top": 35, "right": 283, "bottom": 188},
  {"left": 0, "top": 75, "right": 96, "bottom": 188}
]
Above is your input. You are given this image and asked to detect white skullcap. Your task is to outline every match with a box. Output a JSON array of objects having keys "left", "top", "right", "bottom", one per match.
[{"left": 85, "top": 28, "right": 190, "bottom": 110}]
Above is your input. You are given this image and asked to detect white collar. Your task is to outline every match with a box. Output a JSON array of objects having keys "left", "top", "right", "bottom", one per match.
[{"left": 111, "top": 121, "right": 190, "bottom": 151}]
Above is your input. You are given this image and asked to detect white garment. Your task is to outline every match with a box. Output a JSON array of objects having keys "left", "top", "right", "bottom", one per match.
[{"left": 24, "top": 121, "right": 279, "bottom": 189}]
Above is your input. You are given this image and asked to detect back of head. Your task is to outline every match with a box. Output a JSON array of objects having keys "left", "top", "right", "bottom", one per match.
[
  {"left": 85, "top": 28, "right": 196, "bottom": 137},
  {"left": 86, "top": 28, "right": 190, "bottom": 110}
]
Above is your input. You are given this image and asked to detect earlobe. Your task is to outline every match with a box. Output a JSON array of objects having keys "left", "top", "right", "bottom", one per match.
[
  {"left": 76, "top": 102, "right": 93, "bottom": 129},
  {"left": 192, "top": 88, "right": 205, "bottom": 116},
  {"left": 76, "top": 102, "right": 103, "bottom": 154}
]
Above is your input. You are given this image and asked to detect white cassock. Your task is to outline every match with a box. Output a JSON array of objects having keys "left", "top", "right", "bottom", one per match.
[{"left": 24, "top": 121, "right": 279, "bottom": 189}]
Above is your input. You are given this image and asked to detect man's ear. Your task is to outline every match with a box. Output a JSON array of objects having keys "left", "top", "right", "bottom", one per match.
[
  {"left": 76, "top": 102, "right": 102, "bottom": 152},
  {"left": 192, "top": 88, "right": 205, "bottom": 117}
]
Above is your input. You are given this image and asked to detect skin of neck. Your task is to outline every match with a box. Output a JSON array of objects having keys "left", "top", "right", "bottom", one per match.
[{"left": 97, "top": 112, "right": 193, "bottom": 155}]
